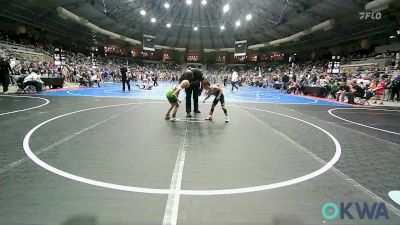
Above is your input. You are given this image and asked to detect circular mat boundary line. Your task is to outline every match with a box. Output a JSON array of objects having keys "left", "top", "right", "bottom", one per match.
[
  {"left": 328, "top": 108, "right": 400, "bottom": 136},
  {"left": 23, "top": 103, "right": 341, "bottom": 195},
  {"left": 0, "top": 95, "right": 50, "bottom": 116}
]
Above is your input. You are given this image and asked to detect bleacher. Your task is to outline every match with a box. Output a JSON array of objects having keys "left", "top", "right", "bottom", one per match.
[
  {"left": 350, "top": 57, "right": 387, "bottom": 67},
  {"left": 0, "top": 41, "right": 52, "bottom": 62}
]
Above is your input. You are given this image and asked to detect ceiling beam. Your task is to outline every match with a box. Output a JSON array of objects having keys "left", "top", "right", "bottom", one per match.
[
  {"left": 198, "top": 2, "right": 204, "bottom": 51},
  {"left": 158, "top": 1, "right": 184, "bottom": 47},
  {"left": 184, "top": 3, "right": 195, "bottom": 50},
  {"left": 173, "top": 5, "right": 189, "bottom": 48},
  {"left": 203, "top": 6, "right": 216, "bottom": 49}
]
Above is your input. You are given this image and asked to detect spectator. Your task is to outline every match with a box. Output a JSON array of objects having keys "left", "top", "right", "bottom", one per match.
[
  {"left": 389, "top": 73, "right": 400, "bottom": 101},
  {"left": 223, "top": 75, "right": 228, "bottom": 87},
  {"left": 89, "top": 72, "right": 101, "bottom": 87},
  {"left": 350, "top": 80, "right": 364, "bottom": 104},
  {"left": 153, "top": 74, "right": 158, "bottom": 86},
  {"left": 120, "top": 67, "right": 130, "bottom": 91},
  {"left": 373, "top": 77, "right": 385, "bottom": 105},
  {"left": 329, "top": 80, "right": 339, "bottom": 99},
  {"left": 337, "top": 82, "right": 350, "bottom": 102},
  {"left": 231, "top": 70, "right": 239, "bottom": 91},
  {"left": 287, "top": 81, "right": 298, "bottom": 94},
  {"left": 281, "top": 73, "right": 290, "bottom": 92},
  {"left": 23, "top": 71, "right": 44, "bottom": 93},
  {"left": 0, "top": 52, "right": 12, "bottom": 93}
]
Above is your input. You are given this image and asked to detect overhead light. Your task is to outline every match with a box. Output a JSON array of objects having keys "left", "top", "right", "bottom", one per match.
[
  {"left": 164, "top": 2, "right": 170, "bottom": 9},
  {"left": 140, "top": 10, "right": 146, "bottom": 16},
  {"left": 151, "top": 18, "right": 156, "bottom": 23},
  {"left": 397, "top": 30, "right": 400, "bottom": 35},
  {"left": 186, "top": 0, "right": 192, "bottom": 5},
  {"left": 194, "top": 26, "right": 198, "bottom": 31},
  {"left": 235, "top": 20, "right": 241, "bottom": 27},
  {"left": 223, "top": 4, "right": 229, "bottom": 13},
  {"left": 166, "top": 23, "right": 171, "bottom": 28},
  {"left": 246, "top": 14, "right": 252, "bottom": 21},
  {"left": 220, "top": 25, "right": 225, "bottom": 30},
  {"left": 201, "top": 0, "right": 207, "bottom": 5},
  {"left": 389, "top": 36, "right": 396, "bottom": 39}
]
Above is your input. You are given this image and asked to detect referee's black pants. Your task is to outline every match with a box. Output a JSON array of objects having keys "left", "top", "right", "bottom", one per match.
[
  {"left": 122, "top": 78, "right": 130, "bottom": 91},
  {"left": 231, "top": 81, "right": 238, "bottom": 91},
  {"left": 185, "top": 84, "right": 200, "bottom": 113}
]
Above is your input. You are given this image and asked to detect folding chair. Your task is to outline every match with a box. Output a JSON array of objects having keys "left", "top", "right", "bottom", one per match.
[{"left": 357, "top": 90, "right": 373, "bottom": 106}]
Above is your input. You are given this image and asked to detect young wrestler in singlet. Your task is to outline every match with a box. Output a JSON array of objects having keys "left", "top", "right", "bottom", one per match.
[
  {"left": 202, "top": 80, "right": 229, "bottom": 122},
  {"left": 165, "top": 80, "right": 190, "bottom": 121}
]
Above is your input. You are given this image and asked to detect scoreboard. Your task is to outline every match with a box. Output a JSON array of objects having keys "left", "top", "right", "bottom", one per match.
[
  {"left": 328, "top": 56, "right": 341, "bottom": 74},
  {"left": 234, "top": 40, "right": 247, "bottom": 57},
  {"left": 143, "top": 34, "right": 155, "bottom": 51}
]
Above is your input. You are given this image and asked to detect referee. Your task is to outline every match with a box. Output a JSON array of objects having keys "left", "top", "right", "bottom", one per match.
[
  {"left": 180, "top": 68, "right": 204, "bottom": 118},
  {"left": 0, "top": 53, "right": 12, "bottom": 94},
  {"left": 120, "top": 66, "right": 130, "bottom": 91}
]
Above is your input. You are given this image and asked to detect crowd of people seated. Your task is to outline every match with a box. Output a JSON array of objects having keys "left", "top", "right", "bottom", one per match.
[
  {"left": 206, "top": 64, "right": 225, "bottom": 84},
  {"left": 208, "top": 59, "right": 400, "bottom": 105},
  {"left": 1, "top": 29, "right": 187, "bottom": 92},
  {"left": 1, "top": 40, "right": 184, "bottom": 93},
  {"left": 191, "top": 57, "right": 400, "bottom": 106},
  {"left": 1, "top": 28, "right": 400, "bottom": 104},
  {"left": 62, "top": 53, "right": 183, "bottom": 87}
]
